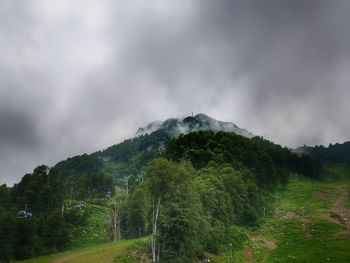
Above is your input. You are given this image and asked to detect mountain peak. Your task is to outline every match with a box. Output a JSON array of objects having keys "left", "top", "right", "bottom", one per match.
[{"left": 136, "top": 114, "right": 254, "bottom": 138}]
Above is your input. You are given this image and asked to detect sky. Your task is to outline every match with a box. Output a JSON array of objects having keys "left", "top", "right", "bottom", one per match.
[{"left": 1, "top": 0, "right": 350, "bottom": 185}]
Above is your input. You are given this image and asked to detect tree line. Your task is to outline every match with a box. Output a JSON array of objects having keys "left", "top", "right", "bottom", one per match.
[
  {"left": 121, "top": 131, "right": 323, "bottom": 262},
  {"left": 0, "top": 164, "right": 114, "bottom": 262},
  {"left": 0, "top": 131, "right": 323, "bottom": 262}
]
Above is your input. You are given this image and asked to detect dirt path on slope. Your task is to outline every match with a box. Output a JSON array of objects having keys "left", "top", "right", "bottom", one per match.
[
  {"left": 244, "top": 236, "right": 276, "bottom": 263},
  {"left": 243, "top": 247, "right": 254, "bottom": 263},
  {"left": 331, "top": 186, "right": 350, "bottom": 229},
  {"left": 281, "top": 211, "right": 311, "bottom": 238},
  {"left": 317, "top": 186, "right": 350, "bottom": 232}
]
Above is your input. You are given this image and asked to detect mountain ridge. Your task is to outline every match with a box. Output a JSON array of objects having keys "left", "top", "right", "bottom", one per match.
[
  {"left": 135, "top": 113, "right": 254, "bottom": 139},
  {"left": 53, "top": 113, "right": 256, "bottom": 188}
]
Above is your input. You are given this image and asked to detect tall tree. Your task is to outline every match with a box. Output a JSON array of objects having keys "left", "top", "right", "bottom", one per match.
[
  {"left": 127, "top": 186, "right": 146, "bottom": 238},
  {"left": 0, "top": 212, "right": 16, "bottom": 262},
  {"left": 145, "top": 159, "right": 207, "bottom": 262},
  {"left": 145, "top": 158, "right": 175, "bottom": 262}
]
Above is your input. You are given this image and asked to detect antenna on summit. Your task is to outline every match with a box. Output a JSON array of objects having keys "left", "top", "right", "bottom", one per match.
[{"left": 191, "top": 112, "right": 193, "bottom": 117}]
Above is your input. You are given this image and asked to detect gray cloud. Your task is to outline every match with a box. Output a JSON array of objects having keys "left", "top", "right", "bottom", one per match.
[{"left": 1, "top": 0, "right": 350, "bottom": 185}]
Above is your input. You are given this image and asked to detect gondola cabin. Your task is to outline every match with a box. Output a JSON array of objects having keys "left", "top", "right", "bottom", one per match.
[{"left": 17, "top": 210, "right": 32, "bottom": 220}]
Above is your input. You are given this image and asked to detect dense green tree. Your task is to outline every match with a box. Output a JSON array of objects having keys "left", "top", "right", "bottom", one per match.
[
  {"left": 195, "top": 167, "right": 233, "bottom": 226},
  {"left": 82, "top": 172, "right": 113, "bottom": 199},
  {"left": 127, "top": 186, "right": 147, "bottom": 238},
  {"left": 165, "top": 131, "right": 321, "bottom": 189},
  {"left": 0, "top": 184, "right": 11, "bottom": 210},
  {"left": 40, "top": 209, "right": 69, "bottom": 252},
  {"left": 0, "top": 211, "right": 16, "bottom": 262},
  {"left": 298, "top": 141, "right": 350, "bottom": 169},
  {"left": 145, "top": 158, "right": 176, "bottom": 262},
  {"left": 145, "top": 159, "right": 207, "bottom": 262},
  {"left": 8, "top": 165, "right": 68, "bottom": 260},
  {"left": 13, "top": 219, "right": 42, "bottom": 260}
]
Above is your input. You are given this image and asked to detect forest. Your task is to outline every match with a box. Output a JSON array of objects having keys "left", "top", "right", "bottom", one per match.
[
  {"left": 298, "top": 142, "right": 350, "bottom": 166},
  {"left": 0, "top": 131, "right": 323, "bottom": 262}
]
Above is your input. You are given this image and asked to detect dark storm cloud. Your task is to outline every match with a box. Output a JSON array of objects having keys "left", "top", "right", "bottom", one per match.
[
  {"left": 1, "top": 0, "right": 350, "bottom": 184},
  {"left": 113, "top": 0, "right": 350, "bottom": 146}
]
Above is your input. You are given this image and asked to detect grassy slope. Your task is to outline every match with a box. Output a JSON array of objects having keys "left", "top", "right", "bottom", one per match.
[
  {"left": 69, "top": 202, "right": 111, "bottom": 248},
  {"left": 18, "top": 176, "right": 350, "bottom": 263},
  {"left": 18, "top": 239, "right": 143, "bottom": 263},
  {"left": 230, "top": 176, "right": 350, "bottom": 263}
]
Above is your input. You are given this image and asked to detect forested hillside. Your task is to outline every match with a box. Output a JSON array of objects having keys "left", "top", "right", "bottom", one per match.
[
  {"left": 127, "top": 131, "right": 322, "bottom": 262},
  {"left": 0, "top": 166, "right": 68, "bottom": 261},
  {"left": 297, "top": 142, "right": 350, "bottom": 166},
  {"left": 51, "top": 129, "right": 171, "bottom": 201},
  {"left": 0, "top": 128, "right": 324, "bottom": 262},
  {"left": 51, "top": 114, "right": 255, "bottom": 195}
]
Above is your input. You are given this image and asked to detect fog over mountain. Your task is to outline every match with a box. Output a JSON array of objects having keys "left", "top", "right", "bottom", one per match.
[
  {"left": 136, "top": 114, "right": 254, "bottom": 138},
  {"left": 1, "top": 0, "right": 350, "bottom": 185}
]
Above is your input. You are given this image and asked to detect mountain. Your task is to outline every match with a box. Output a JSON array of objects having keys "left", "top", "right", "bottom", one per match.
[
  {"left": 136, "top": 113, "right": 254, "bottom": 138},
  {"left": 52, "top": 113, "right": 323, "bottom": 202},
  {"left": 4, "top": 113, "right": 327, "bottom": 262},
  {"left": 53, "top": 114, "right": 255, "bottom": 194}
]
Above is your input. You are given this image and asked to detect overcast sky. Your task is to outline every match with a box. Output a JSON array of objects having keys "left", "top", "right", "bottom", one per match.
[{"left": 1, "top": 0, "right": 350, "bottom": 185}]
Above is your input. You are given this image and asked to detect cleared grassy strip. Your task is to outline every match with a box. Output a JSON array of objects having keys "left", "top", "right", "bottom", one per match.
[
  {"left": 275, "top": 176, "right": 340, "bottom": 214},
  {"left": 69, "top": 203, "right": 111, "bottom": 248},
  {"left": 18, "top": 239, "right": 145, "bottom": 263},
  {"left": 267, "top": 219, "right": 348, "bottom": 263},
  {"left": 248, "top": 177, "right": 350, "bottom": 263}
]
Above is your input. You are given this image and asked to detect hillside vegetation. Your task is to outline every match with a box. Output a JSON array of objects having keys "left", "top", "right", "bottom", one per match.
[
  {"left": 297, "top": 142, "right": 350, "bottom": 168},
  {"left": 237, "top": 176, "right": 350, "bottom": 263},
  {"left": 18, "top": 238, "right": 148, "bottom": 263},
  {"left": 1, "top": 124, "right": 345, "bottom": 262},
  {"left": 16, "top": 176, "right": 350, "bottom": 263}
]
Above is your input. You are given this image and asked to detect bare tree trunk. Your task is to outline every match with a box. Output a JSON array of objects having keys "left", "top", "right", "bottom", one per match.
[
  {"left": 69, "top": 186, "right": 74, "bottom": 206},
  {"left": 117, "top": 217, "right": 121, "bottom": 241},
  {"left": 152, "top": 197, "right": 161, "bottom": 262},
  {"left": 152, "top": 199, "right": 156, "bottom": 262},
  {"left": 61, "top": 203, "right": 65, "bottom": 217},
  {"left": 156, "top": 242, "right": 160, "bottom": 262},
  {"left": 111, "top": 203, "right": 117, "bottom": 242},
  {"left": 111, "top": 205, "right": 114, "bottom": 242}
]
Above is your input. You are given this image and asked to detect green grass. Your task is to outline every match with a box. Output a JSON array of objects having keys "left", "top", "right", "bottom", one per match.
[
  {"left": 240, "top": 176, "right": 350, "bottom": 263},
  {"left": 17, "top": 175, "right": 350, "bottom": 263},
  {"left": 70, "top": 203, "right": 111, "bottom": 248},
  {"left": 18, "top": 239, "right": 146, "bottom": 263},
  {"left": 275, "top": 175, "right": 339, "bottom": 214},
  {"left": 267, "top": 220, "right": 348, "bottom": 263},
  {"left": 204, "top": 252, "right": 227, "bottom": 263}
]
